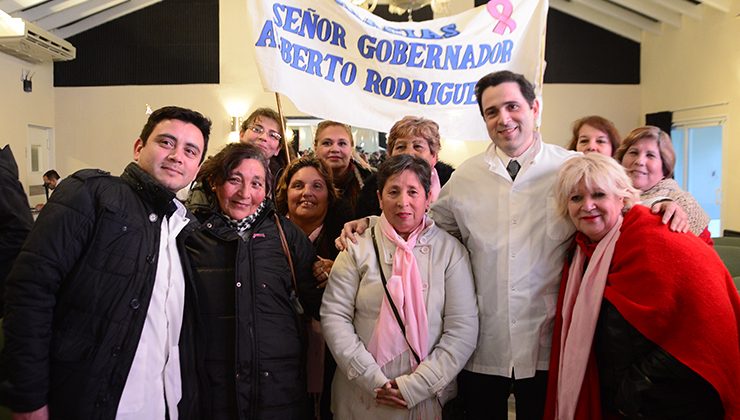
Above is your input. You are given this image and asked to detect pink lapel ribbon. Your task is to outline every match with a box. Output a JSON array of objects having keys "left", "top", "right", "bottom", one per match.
[{"left": 487, "top": 0, "right": 517, "bottom": 35}]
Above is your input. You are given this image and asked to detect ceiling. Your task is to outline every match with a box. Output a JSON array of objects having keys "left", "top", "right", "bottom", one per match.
[
  {"left": 0, "top": 0, "right": 163, "bottom": 39},
  {"left": 0, "top": 0, "right": 733, "bottom": 42},
  {"left": 549, "top": 0, "right": 733, "bottom": 42}
]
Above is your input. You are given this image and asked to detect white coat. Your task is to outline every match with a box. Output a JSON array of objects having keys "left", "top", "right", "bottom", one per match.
[{"left": 431, "top": 140, "right": 577, "bottom": 378}]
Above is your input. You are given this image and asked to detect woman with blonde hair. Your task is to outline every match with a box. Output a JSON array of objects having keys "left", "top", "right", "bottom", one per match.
[
  {"left": 543, "top": 153, "right": 740, "bottom": 419},
  {"left": 314, "top": 120, "right": 373, "bottom": 220}
]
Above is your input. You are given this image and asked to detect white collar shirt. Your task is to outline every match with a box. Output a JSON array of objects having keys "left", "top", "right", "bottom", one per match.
[
  {"left": 430, "top": 137, "right": 577, "bottom": 379},
  {"left": 117, "top": 199, "right": 189, "bottom": 419}
]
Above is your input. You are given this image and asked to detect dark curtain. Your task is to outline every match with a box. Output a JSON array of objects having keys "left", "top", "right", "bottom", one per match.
[{"left": 645, "top": 111, "right": 673, "bottom": 134}]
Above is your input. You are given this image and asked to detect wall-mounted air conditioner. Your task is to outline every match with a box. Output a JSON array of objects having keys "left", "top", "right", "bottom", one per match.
[{"left": 0, "top": 15, "right": 76, "bottom": 64}]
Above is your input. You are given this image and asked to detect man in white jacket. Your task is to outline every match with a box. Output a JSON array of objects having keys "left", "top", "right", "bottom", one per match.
[{"left": 431, "top": 70, "right": 576, "bottom": 419}]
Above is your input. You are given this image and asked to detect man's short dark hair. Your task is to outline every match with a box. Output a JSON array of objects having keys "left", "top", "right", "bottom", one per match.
[
  {"left": 43, "top": 169, "right": 60, "bottom": 180},
  {"left": 138, "top": 106, "right": 212, "bottom": 163},
  {"left": 474, "top": 71, "right": 537, "bottom": 116}
]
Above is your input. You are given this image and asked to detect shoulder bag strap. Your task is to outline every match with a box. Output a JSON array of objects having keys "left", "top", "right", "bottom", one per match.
[{"left": 274, "top": 213, "right": 304, "bottom": 315}]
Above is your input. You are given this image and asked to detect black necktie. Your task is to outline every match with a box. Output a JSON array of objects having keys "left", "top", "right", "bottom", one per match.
[{"left": 507, "top": 159, "right": 520, "bottom": 181}]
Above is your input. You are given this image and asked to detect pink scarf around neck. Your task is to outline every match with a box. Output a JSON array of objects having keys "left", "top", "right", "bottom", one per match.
[
  {"left": 557, "top": 216, "right": 623, "bottom": 419},
  {"left": 367, "top": 213, "right": 430, "bottom": 369}
]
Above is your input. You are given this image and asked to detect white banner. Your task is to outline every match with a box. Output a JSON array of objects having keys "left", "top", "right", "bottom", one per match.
[{"left": 248, "top": 0, "right": 548, "bottom": 141}]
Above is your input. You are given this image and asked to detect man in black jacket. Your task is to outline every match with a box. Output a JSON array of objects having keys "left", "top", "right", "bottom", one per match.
[{"left": 1, "top": 106, "right": 211, "bottom": 420}]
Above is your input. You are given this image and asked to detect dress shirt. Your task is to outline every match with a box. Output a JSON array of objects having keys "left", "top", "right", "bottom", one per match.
[
  {"left": 430, "top": 138, "right": 577, "bottom": 379},
  {"left": 117, "top": 199, "right": 189, "bottom": 419}
]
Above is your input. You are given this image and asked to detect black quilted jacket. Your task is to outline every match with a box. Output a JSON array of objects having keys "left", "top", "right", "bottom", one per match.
[
  {"left": 0, "top": 163, "right": 201, "bottom": 419},
  {"left": 185, "top": 200, "right": 321, "bottom": 420}
]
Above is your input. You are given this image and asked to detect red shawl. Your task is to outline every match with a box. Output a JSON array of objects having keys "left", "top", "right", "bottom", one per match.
[{"left": 544, "top": 206, "right": 740, "bottom": 419}]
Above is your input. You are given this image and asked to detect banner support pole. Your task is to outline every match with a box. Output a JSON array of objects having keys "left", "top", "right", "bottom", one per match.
[{"left": 274, "top": 92, "right": 293, "bottom": 163}]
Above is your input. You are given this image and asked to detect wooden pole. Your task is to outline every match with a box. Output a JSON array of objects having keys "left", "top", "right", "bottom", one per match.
[{"left": 274, "top": 92, "right": 293, "bottom": 163}]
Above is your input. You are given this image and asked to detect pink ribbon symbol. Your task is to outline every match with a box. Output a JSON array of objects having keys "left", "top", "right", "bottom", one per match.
[{"left": 487, "top": 0, "right": 517, "bottom": 35}]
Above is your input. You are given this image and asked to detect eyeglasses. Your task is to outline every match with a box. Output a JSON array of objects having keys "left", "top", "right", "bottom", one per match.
[{"left": 248, "top": 125, "right": 282, "bottom": 142}]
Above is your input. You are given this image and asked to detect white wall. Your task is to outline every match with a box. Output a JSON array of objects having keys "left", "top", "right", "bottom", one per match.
[
  {"left": 641, "top": 2, "right": 740, "bottom": 230},
  {"left": 0, "top": 54, "right": 55, "bottom": 206}
]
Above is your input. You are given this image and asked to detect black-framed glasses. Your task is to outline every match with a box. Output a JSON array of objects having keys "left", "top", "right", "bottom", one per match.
[{"left": 249, "top": 125, "right": 282, "bottom": 142}]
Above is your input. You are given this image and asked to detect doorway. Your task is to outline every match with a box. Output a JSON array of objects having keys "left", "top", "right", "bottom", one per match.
[
  {"left": 27, "top": 125, "right": 54, "bottom": 199},
  {"left": 671, "top": 121, "right": 723, "bottom": 237}
]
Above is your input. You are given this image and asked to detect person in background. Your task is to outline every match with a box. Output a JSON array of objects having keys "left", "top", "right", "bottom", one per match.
[
  {"left": 1, "top": 106, "right": 211, "bottom": 419},
  {"left": 356, "top": 116, "right": 454, "bottom": 218},
  {"left": 42, "top": 170, "right": 61, "bottom": 197},
  {"left": 275, "top": 156, "right": 350, "bottom": 420},
  {"left": 0, "top": 145, "right": 33, "bottom": 316},
  {"left": 186, "top": 108, "right": 291, "bottom": 206},
  {"left": 239, "top": 107, "right": 292, "bottom": 189},
  {"left": 615, "top": 125, "right": 711, "bottom": 242},
  {"left": 34, "top": 169, "right": 63, "bottom": 210},
  {"left": 544, "top": 153, "right": 740, "bottom": 419},
  {"left": 566, "top": 116, "right": 621, "bottom": 157},
  {"left": 185, "top": 143, "right": 321, "bottom": 420},
  {"left": 321, "top": 154, "right": 478, "bottom": 419},
  {"left": 313, "top": 120, "right": 374, "bottom": 221}
]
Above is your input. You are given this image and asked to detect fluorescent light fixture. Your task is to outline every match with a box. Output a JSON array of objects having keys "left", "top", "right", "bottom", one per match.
[
  {"left": 0, "top": 9, "right": 25, "bottom": 37},
  {"left": 49, "top": 0, "right": 89, "bottom": 13}
]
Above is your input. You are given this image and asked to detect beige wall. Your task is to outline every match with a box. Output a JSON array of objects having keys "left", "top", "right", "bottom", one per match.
[
  {"left": 641, "top": 3, "right": 740, "bottom": 231},
  {"left": 0, "top": 53, "right": 55, "bottom": 206},
  {"left": 437, "top": 84, "right": 641, "bottom": 166}
]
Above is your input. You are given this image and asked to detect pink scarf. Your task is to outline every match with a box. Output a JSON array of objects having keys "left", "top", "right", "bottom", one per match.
[
  {"left": 557, "top": 216, "right": 623, "bottom": 420},
  {"left": 367, "top": 214, "right": 430, "bottom": 368},
  {"left": 430, "top": 167, "right": 441, "bottom": 203}
]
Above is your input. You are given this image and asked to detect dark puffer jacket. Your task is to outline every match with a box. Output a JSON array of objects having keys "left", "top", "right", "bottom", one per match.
[
  {"left": 185, "top": 200, "right": 321, "bottom": 420},
  {"left": 0, "top": 163, "right": 201, "bottom": 419},
  {"left": 0, "top": 145, "right": 33, "bottom": 315}
]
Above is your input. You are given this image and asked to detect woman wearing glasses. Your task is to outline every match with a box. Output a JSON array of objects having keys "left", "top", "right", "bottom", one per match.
[{"left": 240, "top": 107, "right": 293, "bottom": 196}]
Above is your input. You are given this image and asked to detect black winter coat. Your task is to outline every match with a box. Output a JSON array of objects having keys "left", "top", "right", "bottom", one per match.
[
  {"left": 595, "top": 300, "right": 724, "bottom": 419},
  {"left": 185, "top": 201, "right": 322, "bottom": 420},
  {"left": 0, "top": 145, "right": 33, "bottom": 315},
  {"left": 333, "top": 161, "right": 374, "bottom": 222},
  {"left": 0, "top": 163, "right": 201, "bottom": 419}
]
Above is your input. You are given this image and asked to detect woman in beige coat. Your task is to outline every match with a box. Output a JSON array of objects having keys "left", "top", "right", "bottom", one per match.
[{"left": 320, "top": 154, "right": 478, "bottom": 419}]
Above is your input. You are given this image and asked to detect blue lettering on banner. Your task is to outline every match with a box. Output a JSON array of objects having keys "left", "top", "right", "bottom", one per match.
[
  {"left": 255, "top": 20, "right": 278, "bottom": 48},
  {"left": 277, "top": 37, "right": 357, "bottom": 85},
  {"left": 364, "top": 69, "right": 477, "bottom": 106},
  {"left": 254, "top": 3, "right": 520, "bottom": 108},
  {"left": 272, "top": 3, "right": 347, "bottom": 48},
  {"left": 358, "top": 36, "right": 513, "bottom": 70}
]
